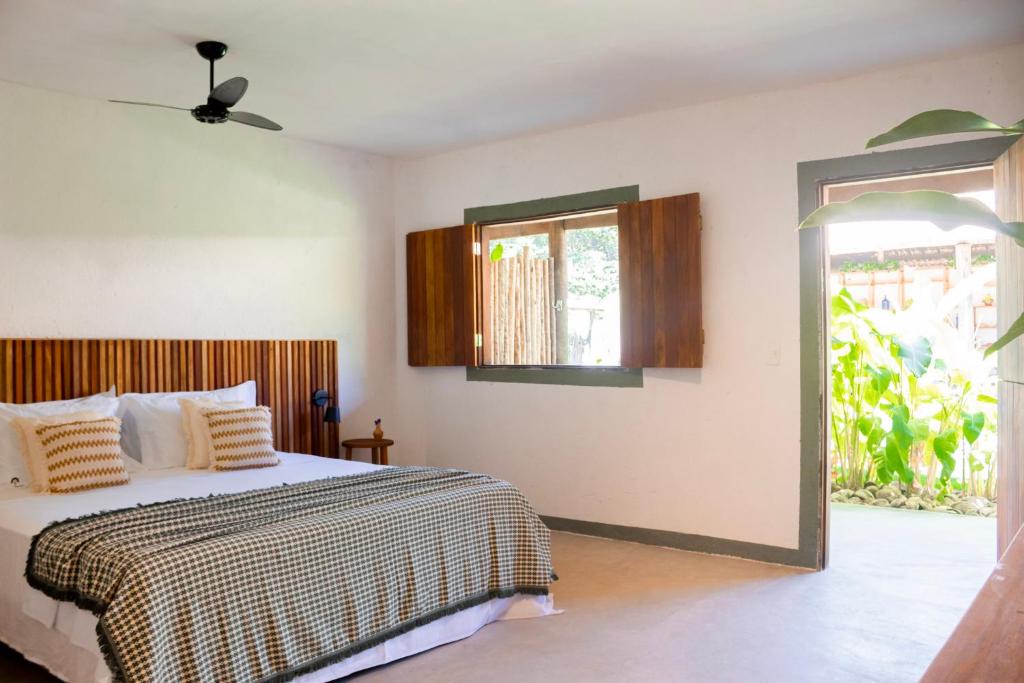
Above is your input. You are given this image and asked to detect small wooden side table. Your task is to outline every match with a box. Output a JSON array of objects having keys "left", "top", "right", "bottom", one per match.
[{"left": 342, "top": 438, "right": 394, "bottom": 465}]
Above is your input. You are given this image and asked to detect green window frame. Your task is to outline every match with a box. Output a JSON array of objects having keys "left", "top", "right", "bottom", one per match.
[{"left": 465, "top": 185, "right": 643, "bottom": 388}]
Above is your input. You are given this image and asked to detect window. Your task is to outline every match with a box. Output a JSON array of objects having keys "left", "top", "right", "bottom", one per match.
[
  {"left": 405, "top": 185, "right": 703, "bottom": 386},
  {"left": 481, "top": 208, "right": 621, "bottom": 367}
]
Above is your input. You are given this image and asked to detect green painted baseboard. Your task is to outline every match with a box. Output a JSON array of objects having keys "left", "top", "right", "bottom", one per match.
[{"left": 541, "top": 515, "right": 812, "bottom": 568}]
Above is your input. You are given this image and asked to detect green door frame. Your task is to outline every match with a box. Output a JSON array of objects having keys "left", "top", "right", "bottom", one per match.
[{"left": 797, "top": 136, "right": 1018, "bottom": 570}]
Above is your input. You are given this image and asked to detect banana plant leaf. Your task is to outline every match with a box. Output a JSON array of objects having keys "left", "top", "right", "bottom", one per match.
[
  {"left": 986, "top": 310, "right": 1024, "bottom": 358},
  {"left": 799, "top": 190, "right": 1024, "bottom": 245},
  {"left": 896, "top": 336, "right": 932, "bottom": 378},
  {"left": 962, "top": 411, "right": 985, "bottom": 445},
  {"left": 932, "top": 428, "right": 958, "bottom": 480},
  {"left": 866, "top": 109, "right": 1023, "bottom": 149}
]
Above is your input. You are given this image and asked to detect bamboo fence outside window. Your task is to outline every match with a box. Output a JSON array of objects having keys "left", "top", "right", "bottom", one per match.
[{"left": 489, "top": 246, "right": 556, "bottom": 364}]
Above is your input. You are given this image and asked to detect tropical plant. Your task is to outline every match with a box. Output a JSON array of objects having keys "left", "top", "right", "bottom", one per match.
[
  {"left": 800, "top": 109, "right": 1024, "bottom": 356},
  {"left": 830, "top": 290, "right": 894, "bottom": 490},
  {"left": 829, "top": 286, "right": 997, "bottom": 496}
]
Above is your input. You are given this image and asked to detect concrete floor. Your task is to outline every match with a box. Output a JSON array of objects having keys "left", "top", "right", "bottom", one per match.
[
  {"left": 0, "top": 505, "right": 996, "bottom": 682},
  {"left": 354, "top": 505, "right": 996, "bottom": 683}
]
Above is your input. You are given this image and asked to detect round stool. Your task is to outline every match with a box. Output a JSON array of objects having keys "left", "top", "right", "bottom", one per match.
[{"left": 341, "top": 438, "right": 394, "bottom": 465}]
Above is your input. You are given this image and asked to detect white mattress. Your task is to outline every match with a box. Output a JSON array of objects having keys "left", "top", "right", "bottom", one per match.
[{"left": 0, "top": 453, "right": 557, "bottom": 682}]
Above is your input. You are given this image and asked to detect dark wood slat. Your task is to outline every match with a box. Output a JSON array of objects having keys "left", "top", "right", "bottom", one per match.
[
  {"left": 618, "top": 193, "right": 703, "bottom": 368},
  {"left": 0, "top": 338, "right": 339, "bottom": 458}
]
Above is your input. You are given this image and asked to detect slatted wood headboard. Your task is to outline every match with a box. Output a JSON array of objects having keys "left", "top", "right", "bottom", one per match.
[{"left": 0, "top": 339, "right": 339, "bottom": 458}]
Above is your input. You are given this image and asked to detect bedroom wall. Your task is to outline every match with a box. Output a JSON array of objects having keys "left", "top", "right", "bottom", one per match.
[
  {"left": 0, "top": 80, "right": 397, "bottom": 445},
  {"left": 394, "top": 43, "right": 1024, "bottom": 550}
]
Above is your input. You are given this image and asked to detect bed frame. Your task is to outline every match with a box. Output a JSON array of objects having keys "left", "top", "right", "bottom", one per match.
[{"left": 0, "top": 338, "right": 339, "bottom": 458}]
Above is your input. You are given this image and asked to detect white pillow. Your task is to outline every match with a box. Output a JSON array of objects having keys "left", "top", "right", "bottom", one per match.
[
  {"left": 179, "top": 397, "right": 248, "bottom": 469},
  {"left": 0, "top": 389, "right": 118, "bottom": 489},
  {"left": 117, "top": 381, "right": 256, "bottom": 469}
]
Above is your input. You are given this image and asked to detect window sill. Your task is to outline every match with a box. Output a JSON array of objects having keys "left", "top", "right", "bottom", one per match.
[{"left": 466, "top": 365, "right": 643, "bottom": 388}]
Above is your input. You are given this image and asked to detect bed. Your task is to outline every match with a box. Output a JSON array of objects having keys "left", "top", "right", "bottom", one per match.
[
  {"left": 0, "top": 339, "right": 557, "bottom": 682},
  {"left": 0, "top": 453, "right": 558, "bottom": 682}
]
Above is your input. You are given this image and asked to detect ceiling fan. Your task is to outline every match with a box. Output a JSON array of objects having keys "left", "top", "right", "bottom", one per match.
[{"left": 110, "top": 41, "right": 283, "bottom": 132}]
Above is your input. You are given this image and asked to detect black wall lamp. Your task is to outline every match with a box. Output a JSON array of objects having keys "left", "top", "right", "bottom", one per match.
[{"left": 312, "top": 389, "right": 341, "bottom": 424}]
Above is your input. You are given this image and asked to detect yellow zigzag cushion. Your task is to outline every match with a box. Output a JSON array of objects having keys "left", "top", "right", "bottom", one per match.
[
  {"left": 203, "top": 405, "right": 279, "bottom": 471},
  {"left": 15, "top": 414, "right": 130, "bottom": 493}
]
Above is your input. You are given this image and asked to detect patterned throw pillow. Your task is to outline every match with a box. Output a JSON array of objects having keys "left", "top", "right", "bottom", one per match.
[
  {"left": 15, "top": 414, "right": 130, "bottom": 493},
  {"left": 203, "top": 406, "right": 279, "bottom": 471}
]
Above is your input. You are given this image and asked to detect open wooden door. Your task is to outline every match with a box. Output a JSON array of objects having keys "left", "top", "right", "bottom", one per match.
[{"left": 995, "top": 136, "right": 1024, "bottom": 558}]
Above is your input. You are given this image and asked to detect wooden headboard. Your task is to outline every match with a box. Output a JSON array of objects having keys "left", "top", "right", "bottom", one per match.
[{"left": 0, "top": 339, "right": 339, "bottom": 458}]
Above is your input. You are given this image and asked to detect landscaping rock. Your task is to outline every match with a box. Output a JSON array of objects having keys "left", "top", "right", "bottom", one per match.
[
  {"left": 831, "top": 481, "right": 997, "bottom": 517},
  {"left": 952, "top": 501, "right": 980, "bottom": 515}
]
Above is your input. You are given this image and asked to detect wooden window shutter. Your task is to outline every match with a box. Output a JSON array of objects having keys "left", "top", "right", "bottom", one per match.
[
  {"left": 406, "top": 224, "right": 478, "bottom": 366},
  {"left": 618, "top": 192, "right": 702, "bottom": 368}
]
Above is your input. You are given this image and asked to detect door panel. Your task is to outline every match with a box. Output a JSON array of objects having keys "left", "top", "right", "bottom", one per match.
[{"left": 995, "top": 136, "right": 1024, "bottom": 557}]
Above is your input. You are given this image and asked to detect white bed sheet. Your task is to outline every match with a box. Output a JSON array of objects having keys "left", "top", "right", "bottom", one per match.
[{"left": 0, "top": 453, "right": 557, "bottom": 682}]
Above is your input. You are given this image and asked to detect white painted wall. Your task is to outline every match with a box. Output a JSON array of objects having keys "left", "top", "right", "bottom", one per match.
[
  {"left": 0, "top": 80, "right": 396, "bottom": 439},
  {"left": 394, "top": 43, "right": 1024, "bottom": 549},
  {"left": 3, "top": 42, "right": 1022, "bottom": 551}
]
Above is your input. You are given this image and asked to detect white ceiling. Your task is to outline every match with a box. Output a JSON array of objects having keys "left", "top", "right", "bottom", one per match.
[{"left": 1, "top": 0, "right": 1022, "bottom": 157}]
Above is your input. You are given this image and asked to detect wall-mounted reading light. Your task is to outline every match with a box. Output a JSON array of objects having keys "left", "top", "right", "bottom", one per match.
[{"left": 312, "top": 389, "right": 341, "bottom": 424}]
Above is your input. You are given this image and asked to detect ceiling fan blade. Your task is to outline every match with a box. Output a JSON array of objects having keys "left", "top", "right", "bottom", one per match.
[
  {"left": 209, "top": 77, "right": 248, "bottom": 107},
  {"left": 109, "top": 100, "right": 190, "bottom": 111},
  {"left": 227, "top": 111, "right": 283, "bottom": 131}
]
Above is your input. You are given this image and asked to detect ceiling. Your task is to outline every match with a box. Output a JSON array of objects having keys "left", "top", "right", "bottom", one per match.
[{"left": 1, "top": 0, "right": 1021, "bottom": 157}]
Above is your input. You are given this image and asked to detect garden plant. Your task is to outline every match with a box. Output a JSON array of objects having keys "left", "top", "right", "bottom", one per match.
[{"left": 829, "top": 286, "right": 997, "bottom": 511}]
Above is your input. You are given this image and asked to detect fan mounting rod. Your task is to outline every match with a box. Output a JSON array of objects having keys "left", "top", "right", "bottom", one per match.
[{"left": 196, "top": 41, "right": 228, "bottom": 91}]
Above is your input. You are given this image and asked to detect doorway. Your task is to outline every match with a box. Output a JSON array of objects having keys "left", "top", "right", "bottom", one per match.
[
  {"left": 822, "top": 167, "right": 999, "bottom": 577},
  {"left": 796, "top": 135, "right": 1020, "bottom": 571}
]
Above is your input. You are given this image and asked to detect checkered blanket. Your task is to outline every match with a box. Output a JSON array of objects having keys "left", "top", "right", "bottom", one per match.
[{"left": 26, "top": 467, "right": 553, "bottom": 683}]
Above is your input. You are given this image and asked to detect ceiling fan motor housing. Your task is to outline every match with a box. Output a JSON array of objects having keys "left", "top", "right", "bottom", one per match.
[{"left": 191, "top": 103, "right": 228, "bottom": 124}]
